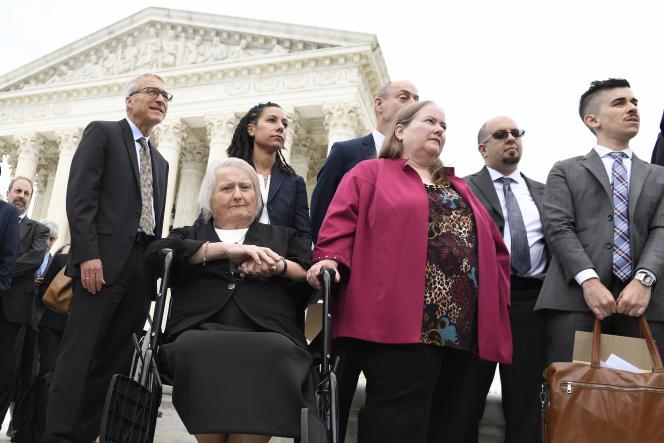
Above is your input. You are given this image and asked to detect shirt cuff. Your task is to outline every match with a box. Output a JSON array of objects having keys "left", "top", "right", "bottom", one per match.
[{"left": 575, "top": 269, "right": 599, "bottom": 286}]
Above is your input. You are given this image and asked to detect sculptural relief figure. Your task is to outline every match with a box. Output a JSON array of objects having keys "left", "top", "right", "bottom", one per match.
[
  {"left": 271, "top": 43, "right": 289, "bottom": 55},
  {"left": 81, "top": 54, "right": 104, "bottom": 78},
  {"left": 228, "top": 39, "right": 249, "bottom": 59},
  {"left": 184, "top": 35, "right": 203, "bottom": 65},
  {"left": 202, "top": 35, "right": 228, "bottom": 63},
  {"left": 161, "top": 29, "right": 180, "bottom": 67},
  {"left": 139, "top": 27, "right": 162, "bottom": 68},
  {"left": 121, "top": 36, "right": 140, "bottom": 73},
  {"left": 101, "top": 48, "right": 119, "bottom": 76},
  {"left": 45, "top": 63, "right": 72, "bottom": 85}
]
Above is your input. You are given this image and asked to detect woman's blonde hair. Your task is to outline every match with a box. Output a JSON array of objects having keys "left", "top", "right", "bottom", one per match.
[{"left": 379, "top": 100, "right": 448, "bottom": 184}]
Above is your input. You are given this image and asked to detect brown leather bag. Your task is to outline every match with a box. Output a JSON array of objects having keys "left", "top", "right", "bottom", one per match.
[
  {"left": 542, "top": 316, "right": 664, "bottom": 442},
  {"left": 41, "top": 267, "right": 73, "bottom": 314}
]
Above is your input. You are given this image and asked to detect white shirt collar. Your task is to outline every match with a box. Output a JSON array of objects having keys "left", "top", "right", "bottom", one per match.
[
  {"left": 372, "top": 129, "right": 385, "bottom": 154},
  {"left": 594, "top": 144, "right": 632, "bottom": 159},
  {"left": 486, "top": 166, "right": 523, "bottom": 185},
  {"left": 126, "top": 117, "right": 151, "bottom": 142}
]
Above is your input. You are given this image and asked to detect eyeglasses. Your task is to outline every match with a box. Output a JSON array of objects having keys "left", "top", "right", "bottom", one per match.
[
  {"left": 130, "top": 87, "right": 174, "bottom": 102},
  {"left": 482, "top": 129, "right": 525, "bottom": 144}
]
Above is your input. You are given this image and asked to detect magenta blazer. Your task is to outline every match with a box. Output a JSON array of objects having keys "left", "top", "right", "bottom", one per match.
[{"left": 313, "top": 158, "right": 512, "bottom": 364}]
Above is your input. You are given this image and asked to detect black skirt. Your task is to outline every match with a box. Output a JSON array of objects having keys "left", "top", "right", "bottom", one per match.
[{"left": 160, "top": 299, "right": 315, "bottom": 437}]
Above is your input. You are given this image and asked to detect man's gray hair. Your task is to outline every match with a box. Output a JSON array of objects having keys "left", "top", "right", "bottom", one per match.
[
  {"left": 197, "top": 158, "right": 263, "bottom": 224},
  {"left": 124, "top": 72, "right": 166, "bottom": 97},
  {"left": 39, "top": 219, "right": 59, "bottom": 238}
]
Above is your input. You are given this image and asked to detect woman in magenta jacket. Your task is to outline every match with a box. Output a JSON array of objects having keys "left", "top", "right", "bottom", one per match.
[{"left": 307, "top": 101, "right": 512, "bottom": 443}]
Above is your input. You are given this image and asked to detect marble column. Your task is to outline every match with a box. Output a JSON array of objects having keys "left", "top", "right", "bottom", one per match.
[
  {"left": 205, "top": 112, "right": 239, "bottom": 171},
  {"left": 13, "top": 133, "right": 44, "bottom": 180},
  {"left": 47, "top": 128, "right": 83, "bottom": 249},
  {"left": 173, "top": 143, "right": 206, "bottom": 228},
  {"left": 32, "top": 164, "right": 56, "bottom": 221},
  {"left": 323, "top": 102, "right": 361, "bottom": 155},
  {"left": 290, "top": 136, "right": 315, "bottom": 185},
  {"left": 283, "top": 107, "right": 305, "bottom": 165},
  {"left": 155, "top": 120, "right": 186, "bottom": 236}
]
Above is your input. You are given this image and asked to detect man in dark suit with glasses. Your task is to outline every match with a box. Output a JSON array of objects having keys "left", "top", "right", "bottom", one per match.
[
  {"left": 44, "top": 72, "right": 170, "bottom": 443},
  {"left": 457, "top": 117, "right": 548, "bottom": 443}
]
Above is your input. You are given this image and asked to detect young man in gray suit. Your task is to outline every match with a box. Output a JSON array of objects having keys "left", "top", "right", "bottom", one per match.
[
  {"left": 459, "top": 116, "right": 547, "bottom": 443},
  {"left": 535, "top": 78, "right": 664, "bottom": 362}
]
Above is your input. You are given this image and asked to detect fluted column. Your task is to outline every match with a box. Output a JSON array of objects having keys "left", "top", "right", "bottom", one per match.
[
  {"left": 283, "top": 108, "right": 306, "bottom": 165},
  {"left": 323, "top": 103, "right": 362, "bottom": 155},
  {"left": 47, "top": 128, "right": 83, "bottom": 249},
  {"left": 154, "top": 120, "right": 186, "bottom": 236},
  {"left": 173, "top": 142, "right": 206, "bottom": 228},
  {"left": 205, "top": 112, "right": 239, "bottom": 171},
  {"left": 290, "top": 136, "right": 315, "bottom": 184},
  {"left": 32, "top": 165, "right": 56, "bottom": 221},
  {"left": 13, "top": 133, "right": 44, "bottom": 180}
]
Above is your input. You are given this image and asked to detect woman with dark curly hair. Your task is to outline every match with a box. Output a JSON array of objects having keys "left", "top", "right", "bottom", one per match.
[{"left": 227, "top": 102, "right": 311, "bottom": 249}]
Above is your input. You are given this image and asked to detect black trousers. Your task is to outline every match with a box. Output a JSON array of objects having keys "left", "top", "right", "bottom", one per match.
[
  {"left": 449, "top": 277, "right": 547, "bottom": 443},
  {"left": 44, "top": 242, "right": 151, "bottom": 443},
  {"left": 342, "top": 339, "right": 471, "bottom": 443},
  {"left": 0, "top": 305, "right": 26, "bottom": 421},
  {"left": 335, "top": 344, "right": 363, "bottom": 443},
  {"left": 38, "top": 326, "right": 64, "bottom": 375}
]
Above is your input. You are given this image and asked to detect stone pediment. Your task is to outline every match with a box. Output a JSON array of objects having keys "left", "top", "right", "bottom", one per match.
[{"left": 0, "top": 7, "right": 380, "bottom": 92}]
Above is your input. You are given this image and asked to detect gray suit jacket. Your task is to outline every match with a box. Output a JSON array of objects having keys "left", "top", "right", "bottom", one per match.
[{"left": 535, "top": 150, "right": 664, "bottom": 320}]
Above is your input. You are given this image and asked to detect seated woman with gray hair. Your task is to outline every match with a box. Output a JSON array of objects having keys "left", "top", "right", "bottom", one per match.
[{"left": 146, "top": 158, "right": 316, "bottom": 443}]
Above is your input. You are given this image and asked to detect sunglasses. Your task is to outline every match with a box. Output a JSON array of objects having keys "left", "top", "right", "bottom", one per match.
[{"left": 482, "top": 129, "right": 525, "bottom": 144}]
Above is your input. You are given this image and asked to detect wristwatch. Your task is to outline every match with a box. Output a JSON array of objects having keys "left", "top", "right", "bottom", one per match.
[{"left": 634, "top": 271, "right": 656, "bottom": 287}]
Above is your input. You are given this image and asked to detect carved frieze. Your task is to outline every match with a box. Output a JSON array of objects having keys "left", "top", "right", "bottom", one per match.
[{"left": 3, "top": 21, "right": 333, "bottom": 92}]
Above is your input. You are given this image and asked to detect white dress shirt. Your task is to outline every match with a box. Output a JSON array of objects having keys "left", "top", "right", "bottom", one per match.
[
  {"left": 487, "top": 167, "right": 546, "bottom": 278},
  {"left": 257, "top": 174, "right": 271, "bottom": 224},
  {"left": 372, "top": 129, "right": 385, "bottom": 156},
  {"left": 126, "top": 117, "right": 155, "bottom": 229},
  {"left": 215, "top": 228, "right": 248, "bottom": 245}
]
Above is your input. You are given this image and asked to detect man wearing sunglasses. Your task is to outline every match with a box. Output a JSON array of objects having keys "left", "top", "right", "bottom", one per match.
[
  {"left": 536, "top": 78, "right": 664, "bottom": 364},
  {"left": 44, "top": 73, "right": 170, "bottom": 443},
  {"left": 457, "top": 116, "right": 548, "bottom": 443}
]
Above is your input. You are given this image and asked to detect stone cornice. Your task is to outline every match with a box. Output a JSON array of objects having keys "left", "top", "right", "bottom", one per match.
[
  {"left": 0, "top": 44, "right": 385, "bottom": 111},
  {"left": 0, "top": 7, "right": 383, "bottom": 92}
]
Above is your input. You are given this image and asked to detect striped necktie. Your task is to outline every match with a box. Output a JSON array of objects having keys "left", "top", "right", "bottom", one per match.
[{"left": 609, "top": 151, "right": 631, "bottom": 281}]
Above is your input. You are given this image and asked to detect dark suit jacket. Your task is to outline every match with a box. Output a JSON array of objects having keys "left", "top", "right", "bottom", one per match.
[
  {"left": 262, "top": 165, "right": 312, "bottom": 249},
  {"left": 465, "top": 166, "right": 546, "bottom": 237},
  {"left": 38, "top": 253, "right": 69, "bottom": 331},
  {"left": 146, "top": 221, "right": 312, "bottom": 349},
  {"left": 536, "top": 150, "right": 664, "bottom": 320},
  {"left": 2, "top": 216, "right": 49, "bottom": 326},
  {"left": 310, "top": 133, "right": 376, "bottom": 242},
  {"left": 651, "top": 111, "right": 664, "bottom": 166},
  {"left": 0, "top": 200, "right": 19, "bottom": 291},
  {"left": 66, "top": 119, "right": 169, "bottom": 285}
]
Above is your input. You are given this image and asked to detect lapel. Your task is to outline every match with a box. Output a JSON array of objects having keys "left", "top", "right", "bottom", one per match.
[
  {"left": 120, "top": 119, "right": 141, "bottom": 193},
  {"left": 19, "top": 216, "right": 31, "bottom": 243},
  {"left": 473, "top": 167, "right": 504, "bottom": 224},
  {"left": 361, "top": 133, "right": 377, "bottom": 160},
  {"left": 522, "top": 173, "right": 544, "bottom": 217},
  {"left": 267, "top": 165, "right": 286, "bottom": 204},
  {"left": 149, "top": 139, "right": 164, "bottom": 206},
  {"left": 581, "top": 149, "right": 612, "bottom": 202},
  {"left": 629, "top": 154, "right": 649, "bottom": 219}
]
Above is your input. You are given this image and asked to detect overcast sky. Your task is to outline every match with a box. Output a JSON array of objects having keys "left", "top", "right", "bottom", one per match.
[{"left": 1, "top": 0, "right": 663, "bottom": 182}]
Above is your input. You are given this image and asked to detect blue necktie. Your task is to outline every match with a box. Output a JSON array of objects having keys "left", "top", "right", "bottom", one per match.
[
  {"left": 500, "top": 177, "right": 531, "bottom": 276},
  {"left": 609, "top": 152, "right": 631, "bottom": 281}
]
